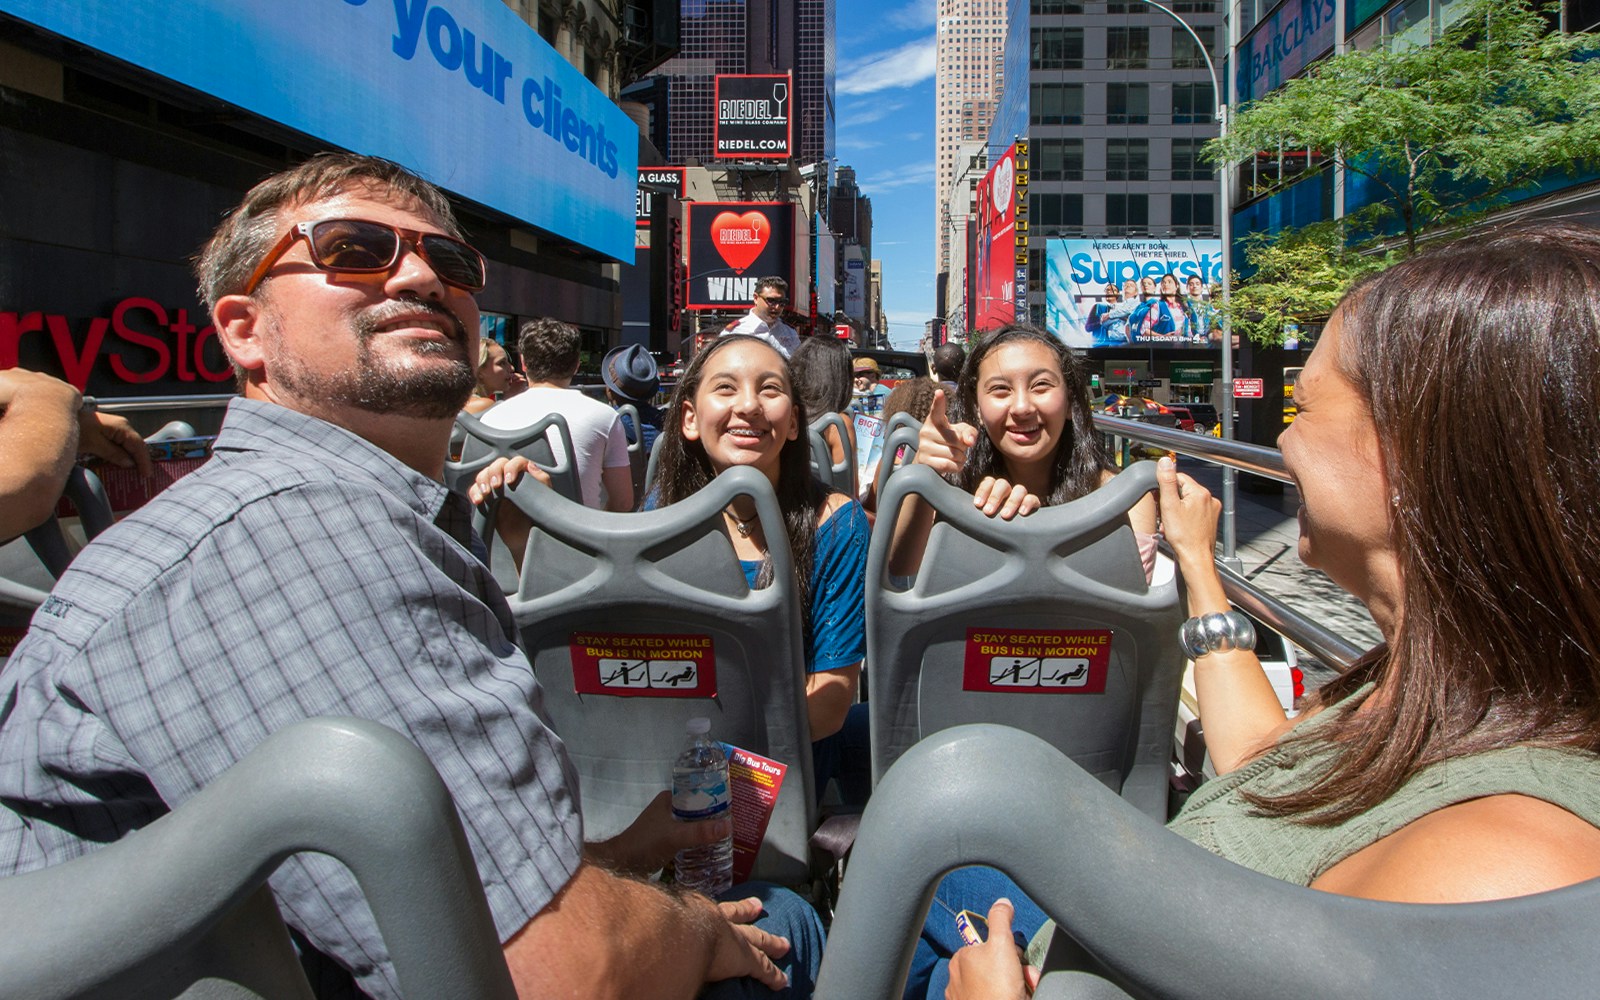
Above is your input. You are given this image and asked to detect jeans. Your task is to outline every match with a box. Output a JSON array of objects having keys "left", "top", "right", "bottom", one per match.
[
  {"left": 810, "top": 702, "right": 873, "bottom": 808},
  {"left": 702, "top": 881, "right": 827, "bottom": 999},
  {"left": 903, "top": 866, "right": 1048, "bottom": 1000}
]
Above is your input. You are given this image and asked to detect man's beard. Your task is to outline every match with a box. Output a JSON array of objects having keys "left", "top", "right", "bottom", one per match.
[{"left": 268, "top": 300, "right": 476, "bottom": 420}]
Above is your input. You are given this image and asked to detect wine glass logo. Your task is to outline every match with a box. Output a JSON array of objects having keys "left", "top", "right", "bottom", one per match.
[{"left": 771, "top": 80, "right": 788, "bottom": 120}]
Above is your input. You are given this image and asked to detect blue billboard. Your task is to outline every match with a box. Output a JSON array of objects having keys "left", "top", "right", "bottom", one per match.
[
  {"left": 1234, "top": 0, "right": 1336, "bottom": 104},
  {"left": 0, "top": 0, "right": 637, "bottom": 261},
  {"left": 1046, "top": 238, "right": 1223, "bottom": 349}
]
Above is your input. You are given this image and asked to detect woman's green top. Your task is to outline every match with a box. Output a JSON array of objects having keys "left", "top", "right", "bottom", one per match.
[{"left": 1028, "top": 683, "right": 1600, "bottom": 963}]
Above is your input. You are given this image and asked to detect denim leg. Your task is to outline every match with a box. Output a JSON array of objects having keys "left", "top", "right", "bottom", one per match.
[
  {"left": 835, "top": 702, "right": 873, "bottom": 808},
  {"left": 903, "top": 866, "right": 1047, "bottom": 1000},
  {"left": 702, "top": 882, "right": 826, "bottom": 999}
]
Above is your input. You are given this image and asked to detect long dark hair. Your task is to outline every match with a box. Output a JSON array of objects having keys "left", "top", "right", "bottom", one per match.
[
  {"left": 653, "top": 335, "right": 832, "bottom": 638},
  {"left": 790, "top": 335, "right": 854, "bottom": 417},
  {"left": 953, "top": 325, "right": 1111, "bottom": 505},
  {"left": 1255, "top": 223, "right": 1600, "bottom": 823}
]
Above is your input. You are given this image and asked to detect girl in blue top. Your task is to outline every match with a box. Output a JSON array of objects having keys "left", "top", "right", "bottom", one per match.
[{"left": 651, "top": 334, "right": 868, "bottom": 744}]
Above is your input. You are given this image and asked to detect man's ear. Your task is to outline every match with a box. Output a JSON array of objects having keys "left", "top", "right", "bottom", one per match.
[{"left": 212, "top": 294, "right": 269, "bottom": 375}]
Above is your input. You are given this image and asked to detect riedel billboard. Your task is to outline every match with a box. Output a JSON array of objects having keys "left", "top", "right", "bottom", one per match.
[
  {"left": 685, "top": 203, "right": 795, "bottom": 309},
  {"left": 714, "top": 74, "right": 792, "bottom": 160}
]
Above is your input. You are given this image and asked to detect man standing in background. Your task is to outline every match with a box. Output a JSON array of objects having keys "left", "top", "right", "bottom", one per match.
[{"left": 726, "top": 277, "right": 800, "bottom": 358}]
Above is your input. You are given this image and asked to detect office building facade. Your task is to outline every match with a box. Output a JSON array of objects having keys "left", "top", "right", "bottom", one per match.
[{"left": 936, "top": 0, "right": 1008, "bottom": 272}]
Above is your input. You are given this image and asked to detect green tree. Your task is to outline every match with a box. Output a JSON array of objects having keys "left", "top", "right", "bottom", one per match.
[
  {"left": 1211, "top": 0, "right": 1600, "bottom": 256},
  {"left": 1225, "top": 222, "right": 1395, "bottom": 345}
]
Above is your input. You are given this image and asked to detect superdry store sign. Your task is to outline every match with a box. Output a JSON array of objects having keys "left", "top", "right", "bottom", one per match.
[
  {"left": 0, "top": 0, "right": 639, "bottom": 261},
  {"left": 685, "top": 204, "right": 795, "bottom": 309},
  {"left": 714, "top": 75, "right": 793, "bottom": 160}
]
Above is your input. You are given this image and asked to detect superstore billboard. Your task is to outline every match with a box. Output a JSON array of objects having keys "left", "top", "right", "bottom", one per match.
[
  {"left": 0, "top": 0, "right": 638, "bottom": 260},
  {"left": 685, "top": 203, "right": 795, "bottom": 309},
  {"left": 1045, "top": 238, "right": 1223, "bottom": 349},
  {"left": 714, "top": 74, "right": 792, "bottom": 160}
]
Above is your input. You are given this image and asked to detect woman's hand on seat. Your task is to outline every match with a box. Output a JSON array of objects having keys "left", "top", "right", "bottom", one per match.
[
  {"left": 946, "top": 898, "right": 1041, "bottom": 1000},
  {"left": 972, "top": 477, "right": 1040, "bottom": 520},
  {"left": 468, "top": 456, "right": 550, "bottom": 504},
  {"left": 1155, "top": 456, "right": 1219, "bottom": 572},
  {"left": 914, "top": 389, "right": 978, "bottom": 477}
]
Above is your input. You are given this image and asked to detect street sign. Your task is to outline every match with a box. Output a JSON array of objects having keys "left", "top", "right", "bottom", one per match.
[
  {"left": 1135, "top": 378, "right": 1163, "bottom": 389},
  {"left": 1233, "top": 378, "right": 1265, "bottom": 398}
]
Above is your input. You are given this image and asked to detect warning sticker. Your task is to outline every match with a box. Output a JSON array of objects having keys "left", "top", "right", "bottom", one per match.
[
  {"left": 570, "top": 632, "right": 716, "bottom": 697},
  {"left": 961, "top": 628, "right": 1113, "bottom": 694}
]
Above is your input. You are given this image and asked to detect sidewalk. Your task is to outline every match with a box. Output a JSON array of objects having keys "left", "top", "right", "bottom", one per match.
[{"left": 1179, "top": 458, "right": 1380, "bottom": 687}]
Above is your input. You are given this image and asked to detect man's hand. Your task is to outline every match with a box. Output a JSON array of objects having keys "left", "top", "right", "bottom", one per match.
[
  {"left": 467, "top": 455, "right": 551, "bottom": 504},
  {"left": 914, "top": 390, "right": 979, "bottom": 477},
  {"left": 705, "top": 895, "right": 791, "bottom": 990},
  {"left": 586, "top": 790, "right": 733, "bottom": 877},
  {"left": 945, "top": 898, "right": 1042, "bottom": 1000},
  {"left": 79, "top": 411, "right": 153, "bottom": 477}
]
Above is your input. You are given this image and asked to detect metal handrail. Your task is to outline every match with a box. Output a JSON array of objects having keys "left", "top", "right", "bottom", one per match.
[
  {"left": 1096, "top": 412, "right": 1364, "bottom": 670},
  {"left": 95, "top": 394, "right": 234, "bottom": 414},
  {"left": 1091, "top": 413, "right": 1289, "bottom": 483}
]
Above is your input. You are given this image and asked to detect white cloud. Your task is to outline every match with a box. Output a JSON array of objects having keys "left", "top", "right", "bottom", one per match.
[
  {"left": 842, "top": 99, "right": 907, "bottom": 127},
  {"left": 861, "top": 162, "right": 937, "bottom": 193},
  {"left": 884, "top": 0, "right": 937, "bottom": 30},
  {"left": 838, "top": 38, "right": 937, "bottom": 96}
]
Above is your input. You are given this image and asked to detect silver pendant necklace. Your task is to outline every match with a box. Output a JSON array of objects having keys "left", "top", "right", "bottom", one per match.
[{"left": 726, "top": 507, "right": 757, "bottom": 538}]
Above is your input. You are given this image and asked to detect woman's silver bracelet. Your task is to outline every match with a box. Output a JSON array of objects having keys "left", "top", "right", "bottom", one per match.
[{"left": 1180, "top": 611, "right": 1257, "bottom": 660}]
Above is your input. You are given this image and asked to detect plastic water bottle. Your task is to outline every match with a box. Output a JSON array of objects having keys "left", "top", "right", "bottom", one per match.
[{"left": 671, "top": 717, "right": 734, "bottom": 896}]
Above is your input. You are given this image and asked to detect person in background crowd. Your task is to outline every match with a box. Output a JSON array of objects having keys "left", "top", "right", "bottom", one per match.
[
  {"left": 0, "top": 152, "right": 820, "bottom": 1000},
  {"left": 852, "top": 356, "right": 893, "bottom": 413},
  {"left": 887, "top": 325, "right": 1157, "bottom": 579},
  {"left": 941, "top": 223, "right": 1600, "bottom": 1000},
  {"left": 860, "top": 377, "right": 941, "bottom": 518},
  {"left": 0, "top": 367, "right": 152, "bottom": 540},
  {"left": 463, "top": 338, "right": 524, "bottom": 415},
  {"left": 726, "top": 277, "right": 800, "bottom": 358},
  {"left": 480, "top": 317, "right": 633, "bottom": 514},
  {"left": 791, "top": 336, "right": 857, "bottom": 496},
  {"left": 601, "top": 343, "right": 664, "bottom": 454},
  {"left": 932, "top": 343, "right": 966, "bottom": 387}
]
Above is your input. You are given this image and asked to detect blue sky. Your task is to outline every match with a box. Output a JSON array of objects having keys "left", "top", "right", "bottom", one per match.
[{"left": 837, "top": 0, "right": 939, "bottom": 350}]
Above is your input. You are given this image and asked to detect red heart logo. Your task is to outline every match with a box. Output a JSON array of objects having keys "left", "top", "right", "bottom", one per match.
[{"left": 709, "top": 211, "right": 770, "bottom": 274}]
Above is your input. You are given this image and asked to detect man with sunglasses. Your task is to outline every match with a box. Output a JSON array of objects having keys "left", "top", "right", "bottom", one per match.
[
  {"left": 0, "top": 153, "right": 819, "bottom": 999},
  {"left": 726, "top": 276, "right": 800, "bottom": 358}
]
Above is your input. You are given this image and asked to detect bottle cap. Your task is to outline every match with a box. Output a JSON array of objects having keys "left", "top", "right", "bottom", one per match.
[{"left": 686, "top": 717, "right": 711, "bottom": 735}]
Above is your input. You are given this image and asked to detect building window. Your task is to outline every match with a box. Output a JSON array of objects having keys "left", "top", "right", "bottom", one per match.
[
  {"left": 1031, "top": 26, "right": 1085, "bottom": 68},
  {"left": 1106, "top": 83, "right": 1149, "bottom": 124},
  {"left": 1172, "top": 82, "right": 1214, "bottom": 124},
  {"left": 1171, "top": 138, "right": 1213, "bottom": 181},
  {"left": 1172, "top": 0, "right": 1217, "bottom": 12},
  {"left": 1106, "top": 194, "right": 1149, "bottom": 228},
  {"left": 1171, "top": 193, "right": 1215, "bottom": 229},
  {"left": 1031, "top": 82, "right": 1085, "bottom": 124},
  {"left": 1031, "top": 0, "right": 1085, "bottom": 11},
  {"left": 1035, "top": 138, "right": 1085, "bottom": 180},
  {"left": 1105, "top": 138, "right": 1149, "bottom": 181},
  {"left": 1172, "top": 26, "right": 1216, "bottom": 69},
  {"left": 1031, "top": 192, "right": 1085, "bottom": 228},
  {"left": 1106, "top": 27, "right": 1149, "bottom": 69}
]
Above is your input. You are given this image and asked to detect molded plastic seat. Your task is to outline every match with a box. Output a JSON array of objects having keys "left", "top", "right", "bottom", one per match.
[
  {"left": 870, "top": 420, "right": 922, "bottom": 502},
  {"left": 0, "top": 717, "right": 514, "bottom": 999},
  {"left": 25, "top": 466, "right": 114, "bottom": 579},
  {"left": 808, "top": 411, "right": 856, "bottom": 494},
  {"left": 500, "top": 466, "right": 817, "bottom": 884},
  {"left": 818, "top": 723, "right": 1600, "bottom": 999},
  {"left": 444, "top": 410, "right": 582, "bottom": 554},
  {"left": 866, "top": 461, "right": 1181, "bottom": 819}
]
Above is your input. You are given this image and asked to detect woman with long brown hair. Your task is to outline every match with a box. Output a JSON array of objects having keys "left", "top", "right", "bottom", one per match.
[{"left": 935, "top": 224, "right": 1600, "bottom": 999}]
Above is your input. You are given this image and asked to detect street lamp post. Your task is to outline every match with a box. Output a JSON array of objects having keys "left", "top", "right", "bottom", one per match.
[{"left": 1129, "top": 0, "right": 1238, "bottom": 567}]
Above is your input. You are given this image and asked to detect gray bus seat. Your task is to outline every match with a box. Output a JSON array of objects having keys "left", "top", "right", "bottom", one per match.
[
  {"left": 808, "top": 412, "right": 856, "bottom": 494},
  {"left": 883, "top": 410, "right": 921, "bottom": 442},
  {"left": 866, "top": 461, "right": 1181, "bottom": 820},
  {"left": 0, "top": 716, "right": 514, "bottom": 1000},
  {"left": 24, "top": 466, "right": 114, "bottom": 580},
  {"left": 500, "top": 465, "right": 817, "bottom": 885},
  {"left": 617, "top": 402, "right": 649, "bottom": 509},
  {"left": 445, "top": 410, "right": 582, "bottom": 555},
  {"left": 818, "top": 723, "right": 1600, "bottom": 1000},
  {"left": 870, "top": 420, "right": 922, "bottom": 503}
]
